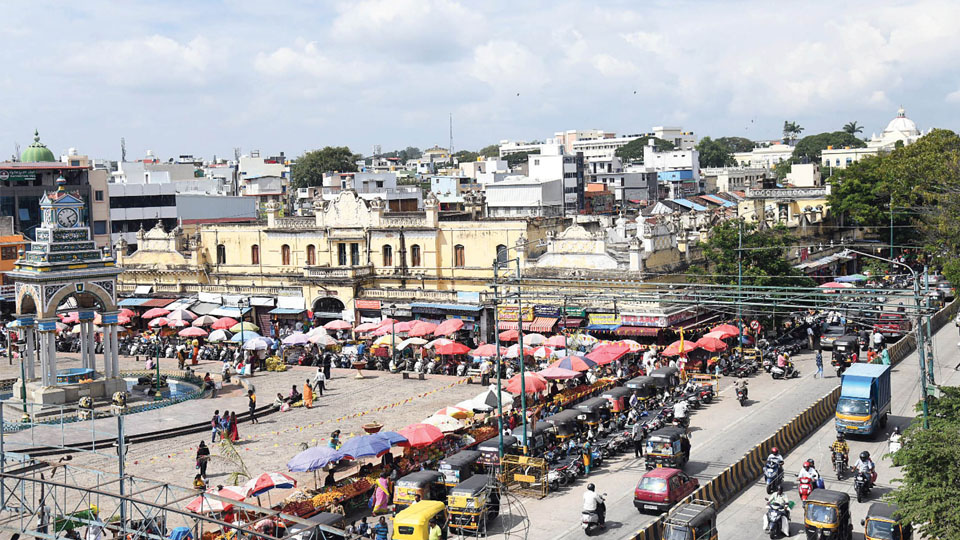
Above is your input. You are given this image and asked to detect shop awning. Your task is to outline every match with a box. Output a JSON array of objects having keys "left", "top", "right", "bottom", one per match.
[
  {"left": 498, "top": 321, "right": 533, "bottom": 331},
  {"left": 277, "top": 296, "right": 305, "bottom": 310},
  {"left": 411, "top": 303, "right": 482, "bottom": 312},
  {"left": 269, "top": 308, "right": 305, "bottom": 315},
  {"left": 141, "top": 298, "right": 176, "bottom": 308},
  {"left": 616, "top": 326, "right": 660, "bottom": 337},
  {"left": 560, "top": 317, "right": 584, "bottom": 328},
  {"left": 211, "top": 306, "right": 251, "bottom": 317},
  {"left": 165, "top": 298, "right": 196, "bottom": 311},
  {"left": 190, "top": 302, "right": 221, "bottom": 316},
  {"left": 118, "top": 298, "right": 151, "bottom": 307},
  {"left": 586, "top": 324, "right": 621, "bottom": 332},
  {"left": 133, "top": 285, "right": 153, "bottom": 295},
  {"left": 529, "top": 317, "right": 558, "bottom": 333},
  {"left": 250, "top": 297, "right": 275, "bottom": 307}
]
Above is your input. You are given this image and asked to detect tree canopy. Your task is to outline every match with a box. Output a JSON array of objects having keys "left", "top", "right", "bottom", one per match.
[
  {"left": 696, "top": 136, "right": 754, "bottom": 167},
  {"left": 699, "top": 220, "right": 816, "bottom": 288},
  {"left": 290, "top": 147, "right": 360, "bottom": 188},
  {"left": 504, "top": 150, "right": 539, "bottom": 168},
  {"left": 792, "top": 131, "right": 866, "bottom": 163},
  {"left": 479, "top": 144, "right": 500, "bottom": 158},
  {"left": 889, "top": 386, "right": 960, "bottom": 539},
  {"left": 453, "top": 150, "right": 479, "bottom": 163},
  {"left": 615, "top": 136, "right": 675, "bottom": 163},
  {"left": 843, "top": 121, "right": 863, "bottom": 135},
  {"left": 380, "top": 146, "right": 422, "bottom": 163},
  {"left": 782, "top": 121, "right": 804, "bottom": 144}
]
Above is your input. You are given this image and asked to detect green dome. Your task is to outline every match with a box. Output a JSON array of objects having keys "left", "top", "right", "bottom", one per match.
[{"left": 20, "top": 130, "right": 56, "bottom": 162}]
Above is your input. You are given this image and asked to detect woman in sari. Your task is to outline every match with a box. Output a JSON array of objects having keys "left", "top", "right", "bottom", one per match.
[
  {"left": 229, "top": 411, "right": 239, "bottom": 442},
  {"left": 371, "top": 472, "right": 391, "bottom": 515},
  {"left": 303, "top": 379, "right": 314, "bottom": 409}
]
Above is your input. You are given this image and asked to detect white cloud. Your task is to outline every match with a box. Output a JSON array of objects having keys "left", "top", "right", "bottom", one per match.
[
  {"left": 65, "top": 35, "right": 218, "bottom": 88},
  {"left": 468, "top": 40, "right": 548, "bottom": 94},
  {"left": 947, "top": 89, "right": 960, "bottom": 103}
]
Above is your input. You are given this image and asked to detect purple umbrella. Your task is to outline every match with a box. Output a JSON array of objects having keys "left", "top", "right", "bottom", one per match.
[
  {"left": 287, "top": 446, "right": 343, "bottom": 472},
  {"left": 282, "top": 332, "right": 310, "bottom": 346},
  {"left": 339, "top": 435, "right": 391, "bottom": 460},
  {"left": 372, "top": 431, "right": 408, "bottom": 447}
]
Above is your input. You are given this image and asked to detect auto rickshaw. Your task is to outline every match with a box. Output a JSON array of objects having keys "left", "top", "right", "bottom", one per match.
[
  {"left": 477, "top": 435, "right": 518, "bottom": 470},
  {"left": 803, "top": 489, "right": 853, "bottom": 540},
  {"left": 626, "top": 376, "right": 658, "bottom": 406},
  {"left": 651, "top": 366, "right": 681, "bottom": 390},
  {"left": 438, "top": 450, "right": 481, "bottom": 487},
  {"left": 393, "top": 470, "right": 447, "bottom": 512},
  {"left": 393, "top": 500, "right": 447, "bottom": 540},
  {"left": 602, "top": 386, "right": 633, "bottom": 414},
  {"left": 575, "top": 397, "right": 612, "bottom": 429},
  {"left": 862, "top": 502, "right": 912, "bottom": 540},
  {"left": 644, "top": 426, "right": 691, "bottom": 470},
  {"left": 544, "top": 409, "right": 582, "bottom": 441},
  {"left": 446, "top": 475, "right": 501, "bottom": 535},
  {"left": 660, "top": 499, "right": 717, "bottom": 540},
  {"left": 511, "top": 423, "right": 556, "bottom": 456}
]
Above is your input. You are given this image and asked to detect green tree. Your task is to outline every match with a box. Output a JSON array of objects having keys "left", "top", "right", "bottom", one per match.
[
  {"left": 290, "top": 147, "right": 359, "bottom": 188},
  {"left": 453, "top": 150, "right": 479, "bottom": 163},
  {"left": 889, "top": 386, "right": 960, "bottom": 539},
  {"left": 843, "top": 121, "right": 863, "bottom": 135},
  {"left": 696, "top": 136, "right": 738, "bottom": 167},
  {"left": 479, "top": 144, "right": 500, "bottom": 158},
  {"left": 699, "top": 220, "right": 816, "bottom": 288},
  {"left": 792, "top": 131, "right": 866, "bottom": 163},
  {"left": 717, "top": 136, "right": 755, "bottom": 153},
  {"left": 615, "top": 137, "right": 675, "bottom": 163},
  {"left": 212, "top": 438, "right": 252, "bottom": 486},
  {"left": 782, "top": 121, "right": 804, "bottom": 144},
  {"left": 504, "top": 150, "right": 540, "bottom": 168}
]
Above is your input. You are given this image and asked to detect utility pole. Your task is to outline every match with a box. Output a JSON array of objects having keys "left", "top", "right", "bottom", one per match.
[
  {"left": 492, "top": 264, "right": 505, "bottom": 459},
  {"left": 737, "top": 219, "right": 744, "bottom": 344},
  {"left": 889, "top": 201, "right": 894, "bottom": 260},
  {"left": 515, "top": 256, "right": 528, "bottom": 453}
]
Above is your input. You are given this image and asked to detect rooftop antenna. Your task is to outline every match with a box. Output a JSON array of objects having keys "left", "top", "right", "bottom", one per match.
[
  {"left": 14, "top": 142, "right": 20, "bottom": 161},
  {"left": 120, "top": 137, "right": 127, "bottom": 162},
  {"left": 449, "top": 112, "right": 454, "bottom": 163},
  {"left": 234, "top": 147, "right": 241, "bottom": 161}
]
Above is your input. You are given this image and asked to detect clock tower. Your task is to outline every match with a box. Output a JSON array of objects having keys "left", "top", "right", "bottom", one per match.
[{"left": 10, "top": 175, "right": 125, "bottom": 406}]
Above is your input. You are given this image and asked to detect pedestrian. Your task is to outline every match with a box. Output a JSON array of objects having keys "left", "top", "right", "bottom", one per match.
[
  {"left": 211, "top": 410, "right": 220, "bottom": 443},
  {"left": 329, "top": 430, "right": 341, "bottom": 449},
  {"left": 323, "top": 354, "right": 332, "bottom": 381},
  {"left": 229, "top": 411, "right": 238, "bottom": 442},
  {"left": 37, "top": 500, "right": 49, "bottom": 535},
  {"left": 357, "top": 517, "right": 370, "bottom": 537},
  {"left": 313, "top": 367, "right": 325, "bottom": 396},
  {"left": 371, "top": 516, "right": 389, "bottom": 540},
  {"left": 631, "top": 421, "right": 644, "bottom": 458},
  {"left": 873, "top": 330, "right": 884, "bottom": 351},
  {"left": 177, "top": 346, "right": 186, "bottom": 370},
  {"left": 196, "top": 441, "right": 210, "bottom": 478},
  {"left": 807, "top": 325, "right": 815, "bottom": 350},
  {"left": 247, "top": 390, "right": 258, "bottom": 424},
  {"left": 815, "top": 350, "right": 823, "bottom": 378},
  {"left": 303, "top": 379, "right": 314, "bottom": 409},
  {"left": 220, "top": 410, "right": 231, "bottom": 440}
]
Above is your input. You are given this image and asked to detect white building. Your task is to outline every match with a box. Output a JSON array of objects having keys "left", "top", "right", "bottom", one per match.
[
  {"left": 733, "top": 143, "right": 794, "bottom": 169},
  {"left": 310, "top": 171, "right": 421, "bottom": 212},
  {"left": 585, "top": 156, "right": 656, "bottom": 203},
  {"left": 484, "top": 176, "right": 563, "bottom": 218},
  {"left": 643, "top": 141, "right": 702, "bottom": 198},
  {"left": 498, "top": 139, "right": 564, "bottom": 158},
  {"left": 821, "top": 107, "right": 924, "bottom": 171},
  {"left": 652, "top": 126, "right": 697, "bottom": 151},
  {"left": 460, "top": 157, "right": 509, "bottom": 181},
  {"left": 239, "top": 151, "right": 289, "bottom": 180},
  {"left": 527, "top": 145, "right": 584, "bottom": 212},
  {"left": 571, "top": 134, "right": 643, "bottom": 161},
  {"left": 701, "top": 167, "right": 766, "bottom": 193}
]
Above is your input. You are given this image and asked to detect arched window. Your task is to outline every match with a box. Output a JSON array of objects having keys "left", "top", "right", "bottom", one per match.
[
  {"left": 281, "top": 244, "right": 291, "bottom": 266},
  {"left": 216, "top": 244, "right": 226, "bottom": 265},
  {"left": 382, "top": 245, "right": 393, "bottom": 267},
  {"left": 410, "top": 244, "right": 421, "bottom": 267},
  {"left": 454, "top": 244, "right": 465, "bottom": 268},
  {"left": 251, "top": 244, "right": 260, "bottom": 265},
  {"left": 496, "top": 244, "right": 507, "bottom": 265},
  {"left": 306, "top": 244, "right": 316, "bottom": 266}
]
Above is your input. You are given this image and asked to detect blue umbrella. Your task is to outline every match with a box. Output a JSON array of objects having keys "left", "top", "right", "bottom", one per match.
[
  {"left": 372, "top": 431, "right": 408, "bottom": 447},
  {"left": 287, "top": 446, "right": 344, "bottom": 472},
  {"left": 168, "top": 527, "right": 193, "bottom": 540},
  {"left": 230, "top": 330, "right": 262, "bottom": 343},
  {"left": 339, "top": 435, "right": 391, "bottom": 460},
  {"left": 836, "top": 274, "right": 867, "bottom": 283}
]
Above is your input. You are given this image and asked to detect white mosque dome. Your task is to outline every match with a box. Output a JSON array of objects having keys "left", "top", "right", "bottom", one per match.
[{"left": 883, "top": 107, "right": 919, "bottom": 136}]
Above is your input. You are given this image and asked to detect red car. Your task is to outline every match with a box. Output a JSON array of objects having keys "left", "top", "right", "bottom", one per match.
[{"left": 634, "top": 467, "right": 699, "bottom": 513}]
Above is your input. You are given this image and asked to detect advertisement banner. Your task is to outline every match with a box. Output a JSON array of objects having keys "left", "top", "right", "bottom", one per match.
[
  {"left": 588, "top": 313, "right": 621, "bottom": 326},
  {"left": 355, "top": 299, "right": 382, "bottom": 310},
  {"left": 534, "top": 305, "right": 561, "bottom": 317},
  {"left": 497, "top": 306, "right": 534, "bottom": 322}
]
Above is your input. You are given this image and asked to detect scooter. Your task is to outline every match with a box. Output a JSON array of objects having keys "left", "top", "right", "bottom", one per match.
[
  {"left": 763, "top": 460, "right": 784, "bottom": 494},
  {"left": 737, "top": 386, "right": 748, "bottom": 406},
  {"left": 770, "top": 363, "right": 799, "bottom": 380},
  {"left": 763, "top": 500, "right": 790, "bottom": 539},
  {"left": 580, "top": 493, "right": 607, "bottom": 534},
  {"left": 854, "top": 470, "right": 872, "bottom": 503},
  {"left": 797, "top": 476, "right": 814, "bottom": 501}
]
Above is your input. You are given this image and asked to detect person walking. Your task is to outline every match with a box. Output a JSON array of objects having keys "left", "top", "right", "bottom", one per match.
[
  {"left": 229, "top": 411, "right": 239, "bottom": 442},
  {"left": 247, "top": 391, "right": 258, "bottom": 424},
  {"left": 211, "top": 410, "right": 220, "bottom": 443},
  {"left": 303, "top": 379, "right": 314, "bottom": 409},
  {"left": 196, "top": 441, "right": 210, "bottom": 478},
  {"left": 815, "top": 349, "right": 823, "bottom": 378},
  {"left": 631, "top": 421, "right": 644, "bottom": 458},
  {"left": 313, "top": 367, "right": 325, "bottom": 396},
  {"left": 371, "top": 516, "right": 389, "bottom": 540}
]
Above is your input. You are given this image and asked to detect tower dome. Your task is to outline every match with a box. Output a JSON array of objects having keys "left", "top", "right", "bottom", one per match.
[
  {"left": 20, "top": 130, "right": 56, "bottom": 162},
  {"left": 883, "top": 107, "right": 919, "bottom": 137}
]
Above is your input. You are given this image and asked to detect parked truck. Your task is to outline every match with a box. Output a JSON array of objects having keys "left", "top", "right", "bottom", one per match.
[{"left": 835, "top": 364, "right": 891, "bottom": 437}]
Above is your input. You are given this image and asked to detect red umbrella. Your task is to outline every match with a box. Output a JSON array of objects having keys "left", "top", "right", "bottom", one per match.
[
  {"left": 142, "top": 307, "right": 170, "bottom": 319},
  {"left": 324, "top": 320, "right": 352, "bottom": 330},
  {"left": 377, "top": 318, "right": 399, "bottom": 328},
  {"left": 179, "top": 327, "right": 208, "bottom": 338},
  {"left": 819, "top": 282, "right": 854, "bottom": 289},
  {"left": 398, "top": 423, "right": 445, "bottom": 448},
  {"left": 117, "top": 315, "right": 132, "bottom": 325},
  {"left": 537, "top": 366, "right": 580, "bottom": 380},
  {"left": 119, "top": 308, "right": 137, "bottom": 319},
  {"left": 662, "top": 340, "right": 699, "bottom": 357},
  {"left": 695, "top": 336, "right": 727, "bottom": 352},
  {"left": 354, "top": 322, "right": 380, "bottom": 333},
  {"left": 544, "top": 335, "right": 568, "bottom": 348},
  {"left": 433, "top": 319, "right": 464, "bottom": 336},
  {"left": 211, "top": 317, "right": 238, "bottom": 330},
  {"left": 498, "top": 329, "right": 519, "bottom": 342},
  {"left": 470, "top": 344, "right": 506, "bottom": 357},
  {"left": 167, "top": 309, "right": 196, "bottom": 321},
  {"left": 185, "top": 490, "right": 234, "bottom": 514},
  {"left": 505, "top": 372, "right": 548, "bottom": 394},
  {"left": 549, "top": 355, "right": 597, "bottom": 372},
  {"left": 703, "top": 330, "right": 729, "bottom": 340},
  {"left": 710, "top": 324, "right": 740, "bottom": 337},
  {"left": 407, "top": 321, "right": 438, "bottom": 337},
  {"left": 148, "top": 317, "right": 170, "bottom": 327},
  {"left": 435, "top": 342, "right": 470, "bottom": 355},
  {"left": 394, "top": 321, "right": 414, "bottom": 333},
  {"left": 167, "top": 319, "right": 191, "bottom": 328},
  {"left": 586, "top": 344, "right": 630, "bottom": 365}
]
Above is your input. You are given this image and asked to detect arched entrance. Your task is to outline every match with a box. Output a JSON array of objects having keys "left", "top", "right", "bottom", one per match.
[{"left": 312, "top": 297, "right": 346, "bottom": 321}]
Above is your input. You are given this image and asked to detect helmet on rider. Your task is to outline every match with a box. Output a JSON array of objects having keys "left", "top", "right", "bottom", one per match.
[
  {"left": 803, "top": 461, "right": 811, "bottom": 469},
  {"left": 587, "top": 483, "right": 595, "bottom": 492},
  {"left": 860, "top": 451, "right": 870, "bottom": 460},
  {"left": 771, "top": 447, "right": 779, "bottom": 455},
  {"left": 809, "top": 459, "right": 815, "bottom": 468},
  {"left": 836, "top": 432, "right": 845, "bottom": 441}
]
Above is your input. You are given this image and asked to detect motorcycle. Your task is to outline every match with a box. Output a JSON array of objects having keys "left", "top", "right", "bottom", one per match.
[
  {"left": 456, "top": 363, "right": 468, "bottom": 377},
  {"left": 737, "top": 386, "right": 748, "bottom": 406},
  {"left": 797, "top": 476, "right": 814, "bottom": 501},
  {"left": 854, "top": 470, "right": 872, "bottom": 503},
  {"left": 832, "top": 356, "right": 849, "bottom": 378},
  {"left": 763, "top": 500, "right": 790, "bottom": 539},
  {"left": 581, "top": 493, "right": 607, "bottom": 534},
  {"left": 888, "top": 432, "right": 902, "bottom": 454},
  {"left": 832, "top": 451, "right": 847, "bottom": 480},
  {"left": 763, "top": 460, "right": 784, "bottom": 494},
  {"left": 770, "top": 363, "right": 799, "bottom": 380}
]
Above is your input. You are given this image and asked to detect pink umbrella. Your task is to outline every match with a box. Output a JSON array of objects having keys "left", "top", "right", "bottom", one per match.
[
  {"left": 148, "top": 317, "right": 170, "bottom": 327},
  {"left": 538, "top": 366, "right": 580, "bottom": 380},
  {"left": 117, "top": 315, "right": 132, "bottom": 326},
  {"left": 211, "top": 317, "right": 238, "bottom": 330},
  {"left": 377, "top": 318, "right": 399, "bottom": 328},
  {"left": 470, "top": 344, "right": 506, "bottom": 357},
  {"left": 662, "top": 340, "right": 699, "bottom": 357},
  {"left": 498, "top": 329, "right": 519, "bottom": 342},
  {"left": 703, "top": 330, "right": 730, "bottom": 340},
  {"left": 433, "top": 319, "right": 464, "bottom": 336},
  {"left": 119, "top": 308, "right": 137, "bottom": 319},
  {"left": 167, "top": 319, "right": 191, "bottom": 328},
  {"left": 61, "top": 312, "right": 79, "bottom": 324},
  {"left": 179, "top": 327, "right": 208, "bottom": 338},
  {"left": 167, "top": 309, "right": 196, "bottom": 321},
  {"left": 710, "top": 324, "right": 740, "bottom": 337},
  {"left": 544, "top": 335, "right": 568, "bottom": 348},
  {"left": 324, "top": 320, "right": 353, "bottom": 330},
  {"left": 394, "top": 321, "right": 414, "bottom": 333},
  {"left": 142, "top": 307, "right": 171, "bottom": 319},
  {"left": 819, "top": 281, "right": 854, "bottom": 289},
  {"left": 243, "top": 472, "right": 297, "bottom": 498},
  {"left": 354, "top": 322, "right": 380, "bottom": 333},
  {"left": 586, "top": 344, "right": 630, "bottom": 365},
  {"left": 695, "top": 336, "right": 728, "bottom": 352},
  {"left": 505, "top": 372, "right": 548, "bottom": 394},
  {"left": 407, "top": 321, "right": 438, "bottom": 337},
  {"left": 193, "top": 315, "right": 219, "bottom": 327},
  {"left": 398, "top": 423, "right": 444, "bottom": 448}
]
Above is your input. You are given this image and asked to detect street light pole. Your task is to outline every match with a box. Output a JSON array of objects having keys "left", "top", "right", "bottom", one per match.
[
  {"left": 388, "top": 304, "right": 397, "bottom": 370},
  {"left": 515, "top": 257, "right": 527, "bottom": 454}
]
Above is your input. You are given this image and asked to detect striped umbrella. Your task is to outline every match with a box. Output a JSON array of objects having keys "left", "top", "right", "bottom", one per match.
[{"left": 243, "top": 472, "right": 297, "bottom": 498}]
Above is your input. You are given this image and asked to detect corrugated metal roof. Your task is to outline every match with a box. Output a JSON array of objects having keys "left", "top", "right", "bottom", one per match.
[{"left": 669, "top": 198, "right": 708, "bottom": 212}]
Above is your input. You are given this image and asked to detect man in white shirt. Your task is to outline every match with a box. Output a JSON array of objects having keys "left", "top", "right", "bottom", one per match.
[{"left": 582, "top": 484, "right": 606, "bottom": 528}]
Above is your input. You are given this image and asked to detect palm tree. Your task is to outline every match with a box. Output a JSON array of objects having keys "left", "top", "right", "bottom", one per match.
[
  {"left": 212, "top": 438, "right": 252, "bottom": 486},
  {"left": 782, "top": 121, "right": 804, "bottom": 144},
  {"left": 843, "top": 121, "right": 863, "bottom": 135}
]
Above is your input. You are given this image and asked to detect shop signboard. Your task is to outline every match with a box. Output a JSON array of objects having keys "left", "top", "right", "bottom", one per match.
[
  {"left": 355, "top": 299, "right": 382, "bottom": 310},
  {"left": 534, "top": 305, "right": 561, "bottom": 317},
  {"left": 563, "top": 307, "right": 587, "bottom": 318},
  {"left": 497, "top": 305, "right": 534, "bottom": 322},
  {"left": 456, "top": 291, "right": 481, "bottom": 304},
  {"left": 0, "top": 170, "right": 37, "bottom": 182},
  {"left": 621, "top": 314, "right": 665, "bottom": 327},
  {"left": 587, "top": 313, "right": 621, "bottom": 326}
]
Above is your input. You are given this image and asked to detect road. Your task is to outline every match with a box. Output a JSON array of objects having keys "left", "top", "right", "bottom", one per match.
[
  {"left": 492, "top": 347, "right": 839, "bottom": 540},
  {"left": 716, "top": 323, "right": 960, "bottom": 539}
]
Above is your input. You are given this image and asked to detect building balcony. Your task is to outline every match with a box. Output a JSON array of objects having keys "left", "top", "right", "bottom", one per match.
[
  {"left": 117, "top": 282, "right": 301, "bottom": 296},
  {"left": 272, "top": 216, "right": 317, "bottom": 229},
  {"left": 745, "top": 186, "right": 830, "bottom": 199},
  {"left": 360, "top": 288, "right": 491, "bottom": 304},
  {"left": 302, "top": 265, "right": 374, "bottom": 280}
]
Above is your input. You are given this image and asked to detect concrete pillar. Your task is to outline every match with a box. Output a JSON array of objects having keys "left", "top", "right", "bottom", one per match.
[
  {"left": 40, "top": 329, "right": 57, "bottom": 386},
  {"left": 102, "top": 325, "right": 113, "bottom": 378},
  {"left": 24, "top": 324, "right": 37, "bottom": 379},
  {"left": 88, "top": 323, "right": 97, "bottom": 373},
  {"left": 77, "top": 321, "right": 87, "bottom": 369},
  {"left": 111, "top": 324, "right": 120, "bottom": 376}
]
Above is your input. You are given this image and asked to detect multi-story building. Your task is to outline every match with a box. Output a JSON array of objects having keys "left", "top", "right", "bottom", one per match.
[
  {"left": 732, "top": 142, "right": 794, "bottom": 169},
  {"left": 498, "top": 139, "right": 564, "bottom": 159},
  {"left": 643, "top": 141, "right": 702, "bottom": 198},
  {"left": 585, "top": 156, "right": 657, "bottom": 204},
  {"left": 527, "top": 146, "right": 585, "bottom": 213},
  {"left": 652, "top": 126, "right": 697, "bottom": 151},
  {"left": 239, "top": 151, "right": 289, "bottom": 180},
  {"left": 701, "top": 167, "right": 767, "bottom": 193},
  {"left": 820, "top": 107, "right": 924, "bottom": 171},
  {"left": 484, "top": 176, "right": 563, "bottom": 218}
]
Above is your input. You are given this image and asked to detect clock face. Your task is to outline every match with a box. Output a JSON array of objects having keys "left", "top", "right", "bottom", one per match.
[{"left": 57, "top": 208, "right": 79, "bottom": 228}]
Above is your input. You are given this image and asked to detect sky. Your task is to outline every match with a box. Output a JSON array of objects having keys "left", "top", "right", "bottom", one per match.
[{"left": 1, "top": 0, "right": 959, "bottom": 162}]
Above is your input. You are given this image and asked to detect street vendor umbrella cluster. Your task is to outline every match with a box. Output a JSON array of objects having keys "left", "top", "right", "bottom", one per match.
[
  {"left": 397, "top": 423, "right": 444, "bottom": 448},
  {"left": 505, "top": 372, "right": 548, "bottom": 394},
  {"left": 324, "top": 320, "right": 352, "bottom": 330},
  {"left": 287, "top": 446, "right": 344, "bottom": 472},
  {"left": 339, "top": 435, "right": 391, "bottom": 460}
]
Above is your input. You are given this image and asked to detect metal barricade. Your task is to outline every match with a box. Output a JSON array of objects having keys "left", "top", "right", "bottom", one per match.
[{"left": 500, "top": 455, "right": 547, "bottom": 499}]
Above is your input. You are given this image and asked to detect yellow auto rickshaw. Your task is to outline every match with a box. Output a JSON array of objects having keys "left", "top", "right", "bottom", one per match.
[
  {"left": 661, "top": 499, "right": 717, "bottom": 540},
  {"left": 446, "top": 475, "right": 500, "bottom": 535},
  {"left": 645, "top": 426, "right": 691, "bottom": 470},
  {"left": 393, "top": 500, "right": 447, "bottom": 540},
  {"left": 803, "top": 490, "right": 852, "bottom": 540},
  {"left": 862, "top": 502, "right": 912, "bottom": 540},
  {"left": 393, "top": 470, "right": 446, "bottom": 512}
]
